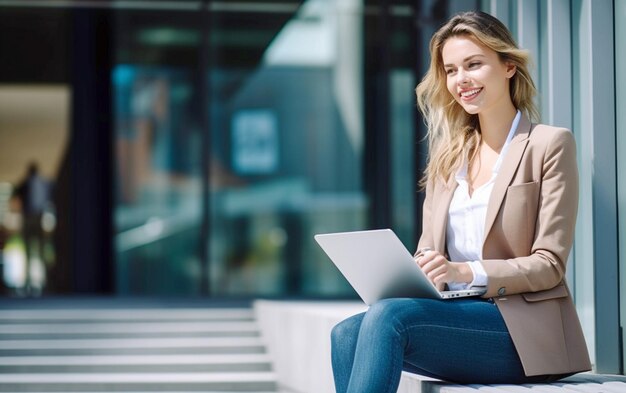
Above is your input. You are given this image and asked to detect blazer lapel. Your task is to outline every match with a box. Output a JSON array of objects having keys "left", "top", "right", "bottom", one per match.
[
  {"left": 482, "top": 114, "right": 532, "bottom": 246},
  {"left": 433, "top": 176, "right": 457, "bottom": 252}
]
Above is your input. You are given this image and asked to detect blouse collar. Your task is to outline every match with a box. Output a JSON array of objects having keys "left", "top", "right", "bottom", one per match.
[{"left": 455, "top": 110, "right": 522, "bottom": 181}]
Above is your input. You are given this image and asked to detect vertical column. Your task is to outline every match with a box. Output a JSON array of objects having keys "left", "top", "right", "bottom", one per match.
[
  {"left": 364, "top": 2, "right": 391, "bottom": 229},
  {"left": 539, "top": 0, "right": 575, "bottom": 289},
  {"left": 589, "top": 0, "right": 620, "bottom": 372},
  {"left": 69, "top": 8, "right": 114, "bottom": 293},
  {"left": 571, "top": 0, "right": 595, "bottom": 366},
  {"left": 514, "top": 0, "right": 539, "bottom": 97},
  {"left": 617, "top": 0, "right": 626, "bottom": 374},
  {"left": 486, "top": 0, "right": 511, "bottom": 27},
  {"left": 574, "top": 0, "right": 619, "bottom": 374},
  {"left": 539, "top": 0, "right": 572, "bottom": 128}
]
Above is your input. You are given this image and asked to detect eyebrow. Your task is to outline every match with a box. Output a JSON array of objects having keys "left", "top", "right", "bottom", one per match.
[{"left": 443, "top": 54, "right": 486, "bottom": 68}]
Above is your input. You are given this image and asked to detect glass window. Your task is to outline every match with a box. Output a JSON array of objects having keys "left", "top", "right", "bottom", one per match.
[
  {"left": 112, "top": 10, "right": 204, "bottom": 295},
  {"left": 3, "top": 1, "right": 426, "bottom": 299},
  {"left": 207, "top": 1, "right": 367, "bottom": 296}
]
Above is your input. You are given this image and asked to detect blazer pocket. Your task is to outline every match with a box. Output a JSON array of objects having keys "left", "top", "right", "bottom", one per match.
[
  {"left": 507, "top": 180, "right": 539, "bottom": 192},
  {"left": 522, "top": 284, "right": 568, "bottom": 302},
  {"left": 503, "top": 181, "right": 540, "bottom": 253}
]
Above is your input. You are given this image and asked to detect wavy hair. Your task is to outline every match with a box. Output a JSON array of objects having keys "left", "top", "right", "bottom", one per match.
[{"left": 415, "top": 11, "right": 539, "bottom": 187}]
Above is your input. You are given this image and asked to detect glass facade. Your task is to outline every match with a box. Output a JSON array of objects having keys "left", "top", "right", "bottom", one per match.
[
  {"left": 0, "top": 1, "right": 430, "bottom": 298},
  {"left": 107, "top": 1, "right": 426, "bottom": 297},
  {"left": 206, "top": 1, "right": 366, "bottom": 296}
]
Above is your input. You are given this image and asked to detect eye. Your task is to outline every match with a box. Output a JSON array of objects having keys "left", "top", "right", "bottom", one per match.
[
  {"left": 468, "top": 61, "right": 481, "bottom": 68},
  {"left": 445, "top": 68, "right": 456, "bottom": 76}
]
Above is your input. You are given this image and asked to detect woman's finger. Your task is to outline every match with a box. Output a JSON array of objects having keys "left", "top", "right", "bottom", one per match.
[
  {"left": 426, "top": 263, "right": 448, "bottom": 282},
  {"left": 416, "top": 250, "right": 442, "bottom": 267}
]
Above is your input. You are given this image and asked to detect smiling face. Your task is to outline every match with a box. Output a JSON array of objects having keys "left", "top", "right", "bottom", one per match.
[{"left": 442, "top": 35, "right": 516, "bottom": 117}]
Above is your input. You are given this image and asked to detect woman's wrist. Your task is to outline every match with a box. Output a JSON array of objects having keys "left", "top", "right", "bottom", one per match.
[{"left": 454, "top": 262, "right": 474, "bottom": 284}]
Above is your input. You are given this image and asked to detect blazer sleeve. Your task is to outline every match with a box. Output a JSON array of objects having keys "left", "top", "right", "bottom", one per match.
[{"left": 481, "top": 128, "right": 579, "bottom": 298}]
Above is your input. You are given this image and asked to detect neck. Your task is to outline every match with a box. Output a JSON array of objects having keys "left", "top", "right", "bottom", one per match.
[{"left": 477, "top": 104, "right": 517, "bottom": 151}]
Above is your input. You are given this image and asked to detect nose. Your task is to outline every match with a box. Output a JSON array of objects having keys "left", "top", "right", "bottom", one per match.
[{"left": 456, "top": 68, "right": 470, "bottom": 85}]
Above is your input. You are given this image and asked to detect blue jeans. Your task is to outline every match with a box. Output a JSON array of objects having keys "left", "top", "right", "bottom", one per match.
[{"left": 331, "top": 298, "right": 562, "bottom": 393}]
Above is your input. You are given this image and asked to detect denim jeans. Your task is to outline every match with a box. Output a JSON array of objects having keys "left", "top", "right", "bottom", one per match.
[{"left": 331, "top": 298, "right": 561, "bottom": 393}]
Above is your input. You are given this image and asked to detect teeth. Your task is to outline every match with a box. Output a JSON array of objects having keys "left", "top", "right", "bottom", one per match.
[{"left": 460, "top": 88, "right": 481, "bottom": 97}]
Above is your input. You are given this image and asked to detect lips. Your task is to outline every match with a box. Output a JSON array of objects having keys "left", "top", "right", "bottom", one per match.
[{"left": 459, "top": 87, "right": 482, "bottom": 101}]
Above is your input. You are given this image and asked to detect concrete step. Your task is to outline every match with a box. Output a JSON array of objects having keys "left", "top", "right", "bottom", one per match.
[
  {"left": 0, "top": 331, "right": 261, "bottom": 340},
  {"left": 0, "top": 309, "right": 255, "bottom": 323},
  {"left": 0, "top": 346, "right": 267, "bottom": 357},
  {"left": 0, "top": 372, "right": 278, "bottom": 392},
  {"left": 0, "top": 336, "right": 267, "bottom": 356},
  {"left": 0, "top": 354, "right": 273, "bottom": 373},
  {"left": 0, "top": 321, "right": 261, "bottom": 340},
  {"left": 0, "top": 321, "right": 260, "bottom": 334},
  {"left": 0, "top": 305, "right": 279, "bottom": 392}
]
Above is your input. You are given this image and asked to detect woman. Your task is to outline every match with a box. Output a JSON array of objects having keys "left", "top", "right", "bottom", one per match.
[{"left": 330, "top": 11, "right": 591, "bottom": 392}]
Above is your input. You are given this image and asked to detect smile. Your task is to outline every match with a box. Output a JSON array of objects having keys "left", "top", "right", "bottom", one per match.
[{"left": 459, "top": 88, "right": 482, "bottom": 100}]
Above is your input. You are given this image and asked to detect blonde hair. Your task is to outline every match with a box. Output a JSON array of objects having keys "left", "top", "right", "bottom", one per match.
[{"left": 415, "top": 11, "right": 539, "bottom": 187}]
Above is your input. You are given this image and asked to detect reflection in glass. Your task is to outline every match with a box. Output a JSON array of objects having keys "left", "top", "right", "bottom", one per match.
[
  {"left": 113, "top": 66, "right": 202, "bottom": 295},
  {"left": 209, "top": 0, "right": 366, "bottom": 296},
  {"left": 391, "top": 70, "right": 416, "bottom": 247},
  {"left": 110, "top": 0, "right": 420, "bottom": 298}
]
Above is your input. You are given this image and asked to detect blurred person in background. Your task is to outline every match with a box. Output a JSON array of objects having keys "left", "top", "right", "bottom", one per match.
[
  {"left": 0, "top": 225, "right": 7, "bottom": 294},
  {"left": 13, "top": 161, "right": 53, "bottom": 294}
]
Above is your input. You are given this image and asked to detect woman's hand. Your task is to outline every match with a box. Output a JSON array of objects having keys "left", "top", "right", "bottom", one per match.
[{"left": 415, "top": 250, "right": 472, "bottom": 291}]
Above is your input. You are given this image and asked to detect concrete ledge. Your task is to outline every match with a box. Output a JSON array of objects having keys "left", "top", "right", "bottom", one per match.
[
  {"left": 254, "top": 300, "right": 441, "bottom": 392},
  {"left": 254, "top": 300, "right": 367, "bottom": 393},
  {"left": 401, "top": 371, "right": 626, "bottom": 392},
  {"left": 254, "top": 300, "right": 626, "bottom": 393}
]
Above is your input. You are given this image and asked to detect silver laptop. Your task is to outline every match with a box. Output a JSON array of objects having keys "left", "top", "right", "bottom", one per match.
[{"left": 314, "top": 229, "right": 485, "bottom": 305}]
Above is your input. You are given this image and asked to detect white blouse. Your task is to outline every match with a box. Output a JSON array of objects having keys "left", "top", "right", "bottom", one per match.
[{"left": 446, "top": 110, "right": 521, "bottom": 290}]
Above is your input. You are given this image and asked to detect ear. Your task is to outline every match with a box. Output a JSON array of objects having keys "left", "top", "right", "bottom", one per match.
[{"left": 505, "top": 62, "right": 517, "bottom": 79}]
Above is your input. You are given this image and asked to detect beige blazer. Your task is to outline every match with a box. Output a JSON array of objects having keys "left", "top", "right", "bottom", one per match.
[{"left": 415, "top": 114, "right": 591, "bottom": 377}]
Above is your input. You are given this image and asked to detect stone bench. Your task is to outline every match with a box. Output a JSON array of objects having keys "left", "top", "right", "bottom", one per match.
[
  {"left": 400, "top": 371, "right": 626, "bottom": 392},
  {"left": 253, "top": 300, "right": 626, "bottom": 393}
]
